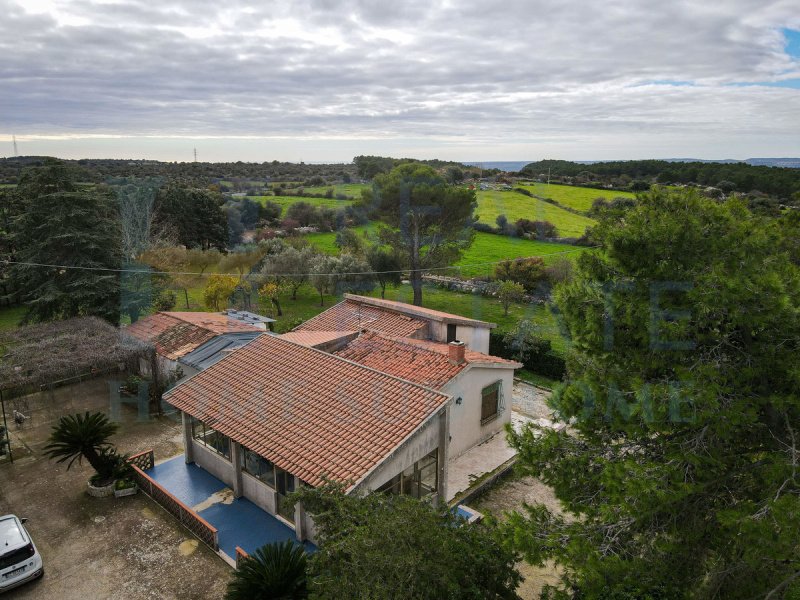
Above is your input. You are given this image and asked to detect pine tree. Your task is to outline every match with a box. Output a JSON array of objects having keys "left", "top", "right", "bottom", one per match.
[
  {"left": 12, "top": 161, "right": 123, "bottom": 324},
  {"left": 507, "top": 188, "right": 800, "bottom": 598}
]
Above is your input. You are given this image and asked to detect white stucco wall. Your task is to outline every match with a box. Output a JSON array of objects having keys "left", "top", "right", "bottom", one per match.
[
  {"left": 427, "top": 321, "right": 491, "bottom": 353},
  {"left": 457, "top": 325, "right": 490, "bottom": 354},
  {"left": 444, "top": 365, "right": 514, "bottom": 458}
]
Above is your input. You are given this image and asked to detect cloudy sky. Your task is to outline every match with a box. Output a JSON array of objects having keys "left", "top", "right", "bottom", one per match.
[{"left": 1, "top": 0, "right": 799, "bottom": 162}]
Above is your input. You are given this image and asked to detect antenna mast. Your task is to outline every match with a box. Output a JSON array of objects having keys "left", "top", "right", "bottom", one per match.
[
  {"left": 193, "top": 148, "right": 197, "bottom": 162},
  {"left": 12, "top": 135, "right": 18, "bottom": 157}
]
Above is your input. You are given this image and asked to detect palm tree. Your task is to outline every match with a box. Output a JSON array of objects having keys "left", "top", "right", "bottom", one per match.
[
  {"left": 43, "top": 411, "right": 119, "bottom": 483},
  {"left": 225, "top": 541, "right": 308, "bottom": 600}
]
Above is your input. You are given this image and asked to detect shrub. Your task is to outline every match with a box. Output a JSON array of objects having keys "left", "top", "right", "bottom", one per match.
[
  {"left": 495, "top": 280, "right": 526, "bottom": 316},
  {"left": 494, "top": 257, "right": 546, "bottom": 292},
  {"left": 515, "top": 219, "right": 558, "bottom": 239},
  {"left": 544, "top": 256, "right": 574, "bottom": 285},
  {"left": 153, "top": 289, "right": 177, "bottom": 311},
  {"left": 490, "top": 324, "right": 566, "bottom": 380},
  {"left": 472, "top": 222, "right": 496, "bottom": 234}
]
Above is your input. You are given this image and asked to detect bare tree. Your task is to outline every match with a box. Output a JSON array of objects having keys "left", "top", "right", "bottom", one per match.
[{"left": 112, "top": 178, "right": 163, "bottom": 261}]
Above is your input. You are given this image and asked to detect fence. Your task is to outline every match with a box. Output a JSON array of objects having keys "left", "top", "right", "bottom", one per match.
[
  {"left": 235, "top": 547, "right": 249, "bottom": 569},
  {"left": 128, "top": 449, "right": 219, "bottom": 551}
]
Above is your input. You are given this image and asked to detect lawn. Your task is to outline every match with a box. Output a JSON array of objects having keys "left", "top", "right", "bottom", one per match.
[
  {"left": 476, "top": 190, "right": 596, "bottom": 237},
  {"left": 0, "top": 305, "right": 25, "bottom": 331},
  {"left": 300, "top": 183, "right": 369, "bottom": 198},
  {"left": 305, "top": 227, "right": 588, "bottom": 278},
  {"left": 305, "top": 223, "right": 375, "bottom": 253},
  {"left": 247, "top": 194, "right": 355, "bottom": 212},
  {"left": 517, "top": 182, "right": 637, "bottom": 213},
  {"left": 453, "top": 233, "right": 588, "bottom": 278}
]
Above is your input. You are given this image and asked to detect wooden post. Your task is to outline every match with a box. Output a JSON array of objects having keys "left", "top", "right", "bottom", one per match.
[{"left": 0, "top": 389, "right": 12, "bottom": 464}]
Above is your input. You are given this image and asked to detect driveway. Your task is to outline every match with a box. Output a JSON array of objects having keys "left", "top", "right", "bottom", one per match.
[{"left": 0, "top": 378, "right": 231, "bottom": 599}]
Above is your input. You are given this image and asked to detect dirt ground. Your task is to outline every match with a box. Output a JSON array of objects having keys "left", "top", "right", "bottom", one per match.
[
  {"left": 0, "top": 378, "right": 231, "bottom": 599},
  {"left": 477, "top": 382, "right": 565, "bottom": 599},
  {"left": 474, "top": 473, "right": 565, "bottom": 600}
]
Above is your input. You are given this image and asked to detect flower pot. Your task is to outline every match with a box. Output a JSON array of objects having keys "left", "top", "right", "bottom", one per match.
[
  {"left": 114, "top": 484, "right": 138, "bottom": 498},
  {"left": 87, "top": 480, "right": 116, "bottom": 498}
]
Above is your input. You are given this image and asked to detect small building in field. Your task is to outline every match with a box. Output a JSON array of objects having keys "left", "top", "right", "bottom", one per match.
[{"left": 124, "top": 311, "right": 268, "bottom": 380}]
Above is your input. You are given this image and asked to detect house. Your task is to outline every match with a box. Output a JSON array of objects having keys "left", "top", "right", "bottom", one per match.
[
  {"left": 330, "top": 331, "right": 520, "bottom": 457},
  {"left": 125, "top": 311, "right": 269, "bottom": 380},
  {"left": 295, "top": 293, "right": 495, "bottom": 353},
  {"left": 162, "top": 295, "right": 520, "bottom": 544}
]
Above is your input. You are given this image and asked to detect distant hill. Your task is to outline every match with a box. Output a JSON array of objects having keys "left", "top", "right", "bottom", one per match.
[
  {"left": 465, "top": 158, "right": 800, "bottom": 171},
  {"left": 515, "top": 159, "right": 800, "bottom": 198}
]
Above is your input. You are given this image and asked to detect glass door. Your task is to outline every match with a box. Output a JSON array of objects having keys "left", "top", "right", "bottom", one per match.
[{"left": 275, "top": 467, "right": 296, "bottom": 522}]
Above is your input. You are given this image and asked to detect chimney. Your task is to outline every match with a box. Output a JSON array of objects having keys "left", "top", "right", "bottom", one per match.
[{"left": 448, "top": 340, "right": 466, "bottom": 365}]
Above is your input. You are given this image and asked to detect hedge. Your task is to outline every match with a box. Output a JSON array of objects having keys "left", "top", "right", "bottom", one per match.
[{"left": 489, "top": 331, "right": 567, "bottom": 380}]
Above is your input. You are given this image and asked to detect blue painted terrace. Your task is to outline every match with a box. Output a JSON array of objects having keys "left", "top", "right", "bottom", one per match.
[{"left": 145, "top": 455, "right": 315, "bottom": 560}]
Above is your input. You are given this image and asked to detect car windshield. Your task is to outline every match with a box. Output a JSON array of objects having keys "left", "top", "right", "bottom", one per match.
[
  {"left": 0, "top": 518, "right": 26, "bottom": 551},
  {"left": 0, "top": 545, "right": 34, "bottom": 570}
]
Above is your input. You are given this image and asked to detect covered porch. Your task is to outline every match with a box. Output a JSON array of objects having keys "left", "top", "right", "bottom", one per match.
[{"left": 143, "top": 454, "right": 315, "bottom": 562}]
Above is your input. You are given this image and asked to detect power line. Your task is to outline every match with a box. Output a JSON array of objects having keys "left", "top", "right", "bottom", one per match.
[{"left": 1, "top": 246, "right": 596, "bottom": 278}]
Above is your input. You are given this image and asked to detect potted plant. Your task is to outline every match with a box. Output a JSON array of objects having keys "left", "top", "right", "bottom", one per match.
[
  {"left": 44, "top": 411, "right": 120, "bottom": 497},
  {"left": 112, "top": 454, "right": 137, "bottom": 497},
  {"left": 114, "top": 478, "right": 138, "bottom": 497},
  {"left": 120, "top": 374, "right": 142, "bottom": 397}
]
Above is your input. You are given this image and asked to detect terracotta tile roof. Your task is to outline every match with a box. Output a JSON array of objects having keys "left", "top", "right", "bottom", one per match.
[
  {"left": 294, "top": 299, "right": 429, "bottom": 338},
  {"left": 334, "top": 331, "right": 520, "bottom": 389},
  {"left": 278, "top": 330, "right": 356, "bottom": 348},
  {"left": 163, "top": 312, "right": 262, "bottom": 335},
  {"left": 125, "top": 312, "right": 260, "bottom": 360},
  {"left": 164, "top": 335, "right": 449, "bottom": 488},
  {"left": 386, "top": 335, "right": 522, "bottom": 367},
  {"left": 342, "top": 294, "right": 497, "bottom": 329}
]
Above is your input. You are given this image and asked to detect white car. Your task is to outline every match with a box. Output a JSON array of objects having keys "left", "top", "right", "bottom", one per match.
[{"left": 0, "top": 515, "right": 43, "bottom": 593}]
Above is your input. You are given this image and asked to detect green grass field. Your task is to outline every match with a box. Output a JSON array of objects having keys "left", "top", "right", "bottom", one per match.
[
  {"left": 517, "top": 182, "right": 637, "bottom": 213},
  {"left": 453, "top": 233, "right": 588, "bottom": 278},
  {"left": 305, "top": 226, "right": 587, "bottom": 277},
  {"left": 476, "top": 190, "right": 596, "bottom": 237},
  {"left": 300, "top": 183, "right": 369, "bottom": 198},
  {"left": 247, "top": 195, "right": 355, "bottom": 212}
]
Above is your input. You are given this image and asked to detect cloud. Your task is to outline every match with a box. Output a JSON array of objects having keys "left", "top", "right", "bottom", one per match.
[{"left": 0, "top": 0, "right": 798, "bottom": 160}]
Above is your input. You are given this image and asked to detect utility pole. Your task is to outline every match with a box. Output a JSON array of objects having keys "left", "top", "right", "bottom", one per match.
[{"left": 12, "top": 135, "right": 18, "bottom": 157}]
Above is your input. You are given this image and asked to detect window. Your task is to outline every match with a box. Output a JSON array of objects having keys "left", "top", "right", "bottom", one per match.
[
  {"left": 446, "top": 323, "right": 457, "bottom": 343},
  {"left": 275, "top": 467, "right": 296, "bottom": 521},
  {"left": 191, "top": 418, "right": 231, "bottom": 460},
  {"left": 481, "top": 381, "right": 501, "bottom": 424},
  {"left": 241, "top": 447, "right": 275, "bottom": 488},
  {"left": 376, "top": 449, "right": 438, "bottom": 498}
]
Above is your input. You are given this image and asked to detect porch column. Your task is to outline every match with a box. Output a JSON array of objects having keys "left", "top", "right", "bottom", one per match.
[
  {"left": 294, "top": 500, "right": 307, "bottom": 542},
  {"left": 230, "top": 441, "right": 243, "bottom": 498},
  {"left": 181, "top": 411, "right": 194, "bottom": 464},
  {"left": 437, "top": 404, "right": 450, "bottom": 505}
]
